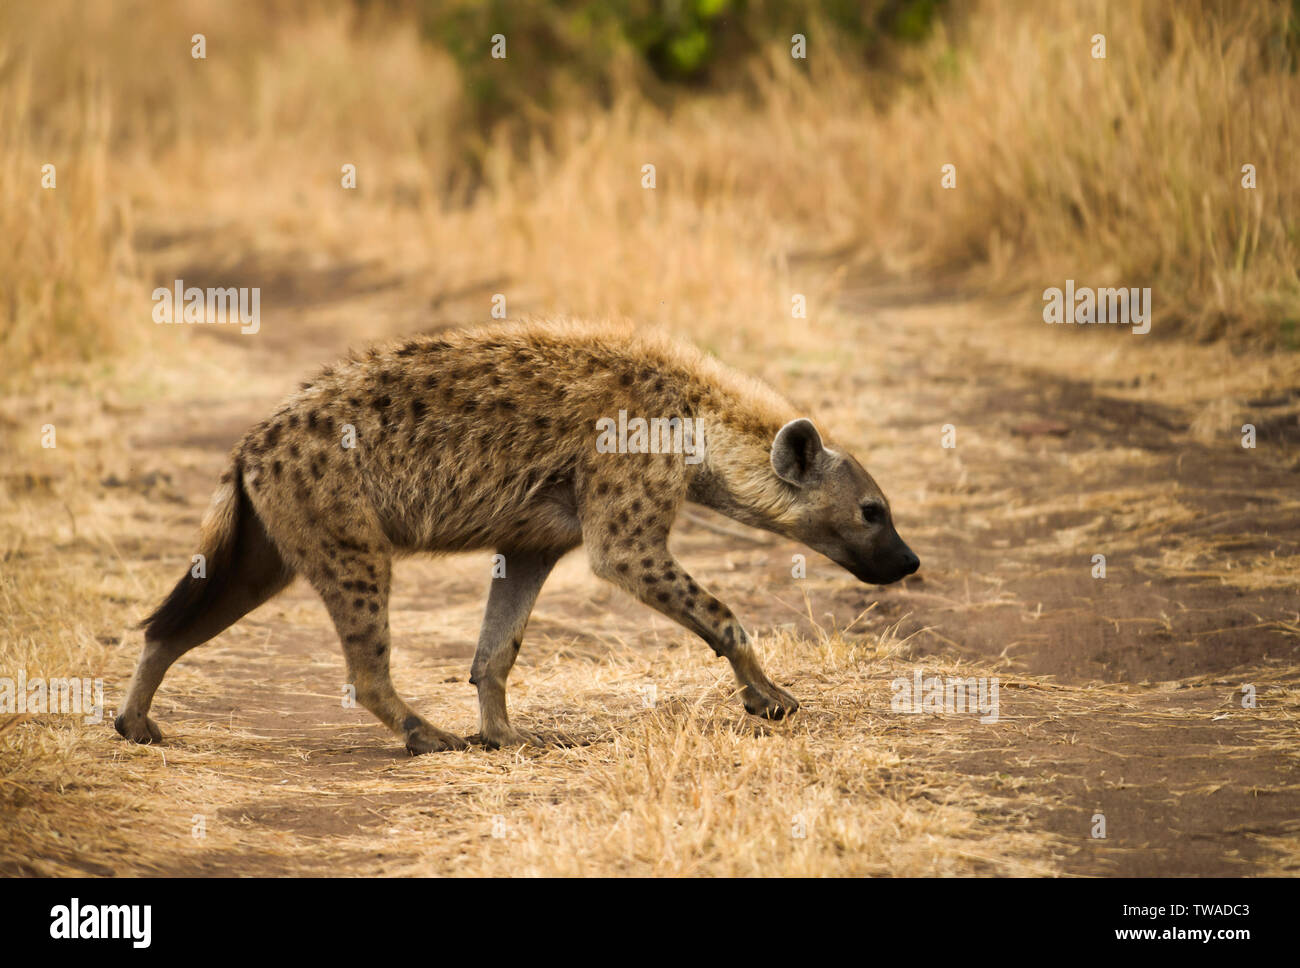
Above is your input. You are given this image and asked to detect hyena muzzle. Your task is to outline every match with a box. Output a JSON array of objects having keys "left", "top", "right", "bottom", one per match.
[{"left": 116, "top": 320, "right": 919, "bottom": 754}]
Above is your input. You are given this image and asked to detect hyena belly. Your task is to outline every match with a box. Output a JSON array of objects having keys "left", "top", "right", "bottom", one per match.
[
  {"left": 369, "top": 456, "right": 586, "bottom": 556},
  {"left": 346, "top": 395, "right": 588, "bottom": 555}
]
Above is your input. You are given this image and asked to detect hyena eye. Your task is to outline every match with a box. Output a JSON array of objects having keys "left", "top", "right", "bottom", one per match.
[{"left": 860, "top": 502, "right": 885, "bottom": 525}]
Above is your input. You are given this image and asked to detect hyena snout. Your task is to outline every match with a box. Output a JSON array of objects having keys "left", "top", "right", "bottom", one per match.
[
  {"left": 849, "top": 533, "right": 920, "bottom": 585},
  {"left": 894, "top": 544, "right": 921, "bottom": 579}
]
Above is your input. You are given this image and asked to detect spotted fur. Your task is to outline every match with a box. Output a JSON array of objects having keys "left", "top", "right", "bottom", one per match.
[{"left": 116, "top": 318, "right": 918, "bottom": 753}]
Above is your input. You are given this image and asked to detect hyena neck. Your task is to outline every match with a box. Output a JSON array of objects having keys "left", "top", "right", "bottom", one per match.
[{"left": 690, "top": 413, "right": 798, "bottom": 532}]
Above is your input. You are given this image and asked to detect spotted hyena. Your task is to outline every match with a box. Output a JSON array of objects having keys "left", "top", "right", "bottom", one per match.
[{"left": 117, "top": 319, "right": 919, "bottom": 753}]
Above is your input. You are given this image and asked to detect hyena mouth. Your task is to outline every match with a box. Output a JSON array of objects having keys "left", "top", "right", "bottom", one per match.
[{"left": 846, "top": 555, "right": 920, "bottom": 585}]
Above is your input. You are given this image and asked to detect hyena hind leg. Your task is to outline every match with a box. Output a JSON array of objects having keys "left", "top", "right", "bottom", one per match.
[
  {"left": 116, "top": 502, "right": 294, "bottom": 744},
  {"left": 468, "top": 547, "right": 567, "bottom": 749},
  {"left": 308, "top": 549, "right": 468, "bottom": 755}
]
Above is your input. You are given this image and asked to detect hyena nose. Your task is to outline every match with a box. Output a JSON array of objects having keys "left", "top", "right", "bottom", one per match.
[{"left": 902, "top": 552, "right": 920, "bottom": 575}]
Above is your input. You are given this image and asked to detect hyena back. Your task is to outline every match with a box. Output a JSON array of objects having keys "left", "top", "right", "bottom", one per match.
[{"left": 117, "top": 319, "right": 919, "bottom": 753}]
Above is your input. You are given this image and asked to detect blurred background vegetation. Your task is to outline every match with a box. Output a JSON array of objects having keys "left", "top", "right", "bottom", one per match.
[
  {"left": 410, "top": 0, "right": 944, "bottom": 113},
  {"left": 398, "top": 0, "right": 952, "bottom": 186},
  {"left": 2, "top": 0, "right": 1298, "bottom": 373}
]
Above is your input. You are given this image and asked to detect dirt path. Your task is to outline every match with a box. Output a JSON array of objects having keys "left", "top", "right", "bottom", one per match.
[
  {"left": 3, "top": 266, "right": 1297, "bottom": 877},
  {"left": 830, "top": 291, "right": 1300, "bottom": 875}
]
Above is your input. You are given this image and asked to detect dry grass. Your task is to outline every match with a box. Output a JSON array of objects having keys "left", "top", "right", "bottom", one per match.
[
  {"left": 0, "top": 17, "right": 135, "bottom": 366},
  {"left": 4, "top": 579, "right": 1295, "bottom": 876},
  {"left": 4, "top": 0, "right": 1298, "bottom": 375},
  {"left": 0, "top": 599, "right": 1071, "bottom": 877},
  {"left": 843, "top": 0, "right": 1300, "bottom": 342}
]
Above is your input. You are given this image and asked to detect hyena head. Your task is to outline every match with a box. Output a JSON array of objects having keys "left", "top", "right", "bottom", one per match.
[{"left": 770, "top": 418, "right": 920, "bottom": 585}]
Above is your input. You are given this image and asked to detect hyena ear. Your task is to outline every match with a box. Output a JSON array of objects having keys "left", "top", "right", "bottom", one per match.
[{"left": 771, "top": 418, "right": 825, "bottom": 486}]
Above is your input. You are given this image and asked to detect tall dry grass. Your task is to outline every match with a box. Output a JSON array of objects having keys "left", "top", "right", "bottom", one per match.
[
  {"left": 0, "top": 3, "right": 136, "bottom": 366},
  {"left": 844, "top": 0, "right": 1300, "bottom": 341},
  {"left": 2, "top": 0, "right": 1297, "bottom": 381}
]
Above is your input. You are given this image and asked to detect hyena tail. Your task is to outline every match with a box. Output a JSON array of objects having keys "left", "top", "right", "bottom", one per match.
[{"left": 140, "top": 462, "right": 294, "bottom": 648}]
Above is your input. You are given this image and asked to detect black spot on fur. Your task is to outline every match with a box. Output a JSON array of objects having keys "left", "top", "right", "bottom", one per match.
[{"left": 308, "top": 411, "right": 333, "bottom": 438}]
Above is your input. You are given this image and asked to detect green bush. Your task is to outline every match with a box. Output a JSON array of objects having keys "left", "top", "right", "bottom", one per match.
[{"left": 409, "top": 0, "right": 945, "bottom": 126}]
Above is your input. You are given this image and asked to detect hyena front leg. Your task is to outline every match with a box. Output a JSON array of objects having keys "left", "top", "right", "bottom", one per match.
[
  {"left": 305, "top": 548, "right": 468, "bottom": 755},
  {"left": 469, "top": 547, "right": 567, "bottom": 749},
  {"left": 583, "top": 515, "right": 798, "bottom": 720}
]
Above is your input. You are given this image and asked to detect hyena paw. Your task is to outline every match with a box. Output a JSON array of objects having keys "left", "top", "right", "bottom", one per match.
[
  {"left": 404, "top": 723, "right": 470, "bottom": 755},
  {"left": 741, "top": 683, "right": 800, "bottom": 721},
  {"left": 114, "top": 712, "right": 163, "bottom": 744}
]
